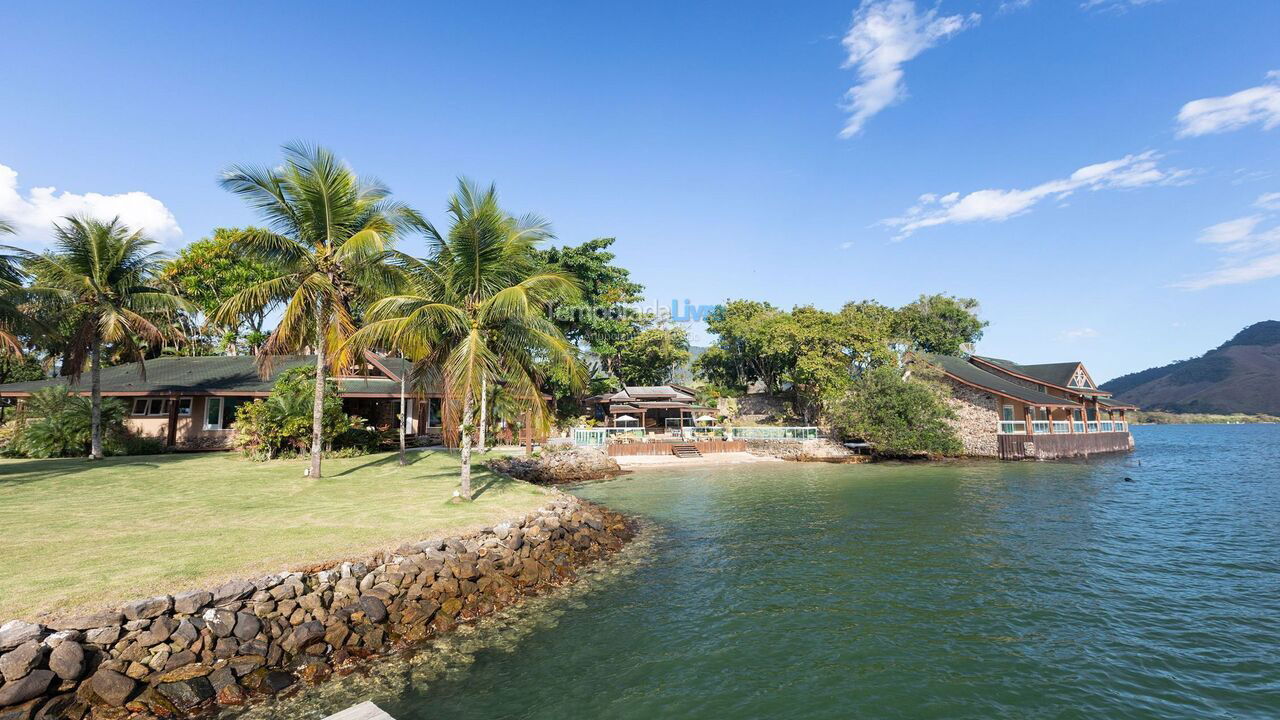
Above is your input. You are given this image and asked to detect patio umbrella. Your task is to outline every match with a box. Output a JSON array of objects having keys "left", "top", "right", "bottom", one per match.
[
  {"left": 614, "top": 414, "right": 638, "bottom": 425},
  {"left": 696, "top": 415, "right": 717, "bottom": 423}
]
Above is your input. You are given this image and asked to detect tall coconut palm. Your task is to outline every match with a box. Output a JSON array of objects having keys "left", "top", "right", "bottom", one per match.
[
  {"left": 14, "top": 217, "right": 188, "bottom": 459},
  {"left": 212, "top": 143, "right": 418, "bottom": 478},
  {"left": 347, "top": 179, "right": 584, "bottom": 499},
  {"left": 0, "top": 219, "right": 26, "bottom": 354}
]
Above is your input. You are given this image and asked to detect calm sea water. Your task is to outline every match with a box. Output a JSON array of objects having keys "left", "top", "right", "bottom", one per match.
[{"left": 251, "top": 425, "right": 1280, "bottom": 720}]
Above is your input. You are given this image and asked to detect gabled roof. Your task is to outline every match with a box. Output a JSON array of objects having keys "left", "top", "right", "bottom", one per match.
[
  {"left": 971, "top": 356, "right": 1110, "bottom": 395},
  {"left": 610, "top": 385, "right": 695, "bottom": 403},
  {"left": 919, "top": 353, "right": 1082, "bottom": 407}
]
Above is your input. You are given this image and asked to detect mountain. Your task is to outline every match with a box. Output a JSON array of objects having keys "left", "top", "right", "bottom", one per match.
[{"left": 1101, "top": 321, "right": 1280, "bottom": 414}]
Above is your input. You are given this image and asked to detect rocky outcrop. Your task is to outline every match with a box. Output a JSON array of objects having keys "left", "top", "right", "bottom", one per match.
[
  {"left": 488, "top": 446, "right": 621, "bottom": 484},
  {"left": 0, "top": 496, "right": 633, "bottom": 719},
  {"left": 744, "top": 438, "right": 863, "bottom": 462}
]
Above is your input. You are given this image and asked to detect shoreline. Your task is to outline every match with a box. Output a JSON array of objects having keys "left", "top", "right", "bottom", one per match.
[
  {"left": 613, "top": 451, "right": 785, "bottom": 469},
  {"left": 0, "top": 494, "right": 637, "bottom": 719}
]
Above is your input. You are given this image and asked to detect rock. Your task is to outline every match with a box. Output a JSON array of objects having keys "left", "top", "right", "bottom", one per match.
[
  {"left": 207, "top": 667, "right": 236, "bottom": 692},
  {"left": 156, "top": 663, "right": 212, "bottom": 683},
  {"left": 439, "top": 598, "right": 463, "bottom": 618},
  {"left": 0, "top": 699, "right": 42, "bottom": 720},
  {"left": 34, "top": 693, "right": 84, "bottom": 720},
  {"left": 232, "top": 613, "right": 261, "bottom": 642},
  {"left": 83, "top": 626, "right": 121, "bottom": 646},
  {"left": 124, "top": 687, "right": 179, "bottom": 717},
  {"left": 124, "top": 661, "right": 150, "bottom": 680},
  {"left": 89, "top": 669, "right": 136, "bottom": 706},
  {"left": 296, "top": 661, "right": 331, "bottom": 683},
  {"left": 54, "top": 613, "right": 122, "bottom": 632},
  {"left": 122, "top": 596, "right": 171, "bottom": 621},
  {"left": 357, "top": 596, "right": 387, "bottom": 624},
  {"left": 39, "top": 630, "right": 79, "bottom": 649},
  {"left": 284, "top": 622, "right": 324, "bottom": 653},
  {"left": 156, "top": 676, "right": 214, "bottom": 710},
  {"left": 0, "top": 642, "right": 44, "bottom": 682},
  {"left": 323, "top": 624, "right": 349, "bottom": 648},
  {"left": 215, "top": 681, "right": 248, "bottom": 706},
  {"left": 202, "top": 608, "right": 236, "bottom": 638},
  {"left": 212, "top": 580, "right": 254, "bottom": 605},
  {"left": 48, "top": 640, "right": 85, "bottom": 681},
  {"left": 173, "top": 591, "right": 213, "bottom": 615},
  {"left": 169, "top": 620, "right": 198, "bottom": 649},
  {"left": 227, "top": 655, "right": 264, "bottom": 677},
  {"left": 133, "top": 616, "right": 178, "bottom": 647},
  {"left": 0, "top": 622, "right": 43, "bottom": 652},
  {"left": 213, "top": 637, "right": 239, "bottom": 658},
  {"left": 487, "top": 446, "right": 621, "bottom": 484},
  {"left": 0, "top": 669, "right": 54, "bottom": 706},
  {"left": 246, "top": 669, "right": 296, "bottom": 695},
  {"left": 162, "top": 649, "right": 197, "bottom": 672}
]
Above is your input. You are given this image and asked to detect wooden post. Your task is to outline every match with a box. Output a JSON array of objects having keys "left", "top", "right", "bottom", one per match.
[
  {"left": 1047, "top": 406, "right": 1055, "bottom": 433},
  {"left": 1023, "top": 406, "right": 1033, "bottom": 437},
  {"left": 166, "top": 395, "right": 180, "bottom": 448}
]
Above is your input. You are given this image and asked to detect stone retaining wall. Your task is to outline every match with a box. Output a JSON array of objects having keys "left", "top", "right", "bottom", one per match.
[
  {"left": 0, "top": 496, "right": 633, "bottom": 719},
  {"left": 744, "top": 438, "right": 863, "bottom": 462},
  {"left": 941, "top": 379, "right": 1000, "bottom": 457}
]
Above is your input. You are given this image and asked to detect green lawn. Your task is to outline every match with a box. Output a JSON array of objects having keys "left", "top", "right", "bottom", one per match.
[{"left": 0, "top": 449, "right": 550, "bottom": 621}]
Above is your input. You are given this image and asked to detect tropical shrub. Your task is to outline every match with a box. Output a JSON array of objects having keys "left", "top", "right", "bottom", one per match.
[
  {"left": 232, "top": 367, "right": 365, "bottom": 460},
  {"left": 828, "top": 365, "right": 963, "bottom": 458},
  {"left": 9, "top": 387, "right": 130, "bottom": 458}
]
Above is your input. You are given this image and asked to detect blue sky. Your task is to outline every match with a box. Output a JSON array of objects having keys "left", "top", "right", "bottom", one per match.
[{"left": 2, "top": 0, "right": 1278, "bottom": 381}]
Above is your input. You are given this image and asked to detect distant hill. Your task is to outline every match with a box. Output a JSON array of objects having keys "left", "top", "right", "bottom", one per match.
[
  {"left": 670, "top": 345, "right": 708, "bottom": 384},
  {"left": 1101, "top": 321, "right": 1280, "bottom": 414}
]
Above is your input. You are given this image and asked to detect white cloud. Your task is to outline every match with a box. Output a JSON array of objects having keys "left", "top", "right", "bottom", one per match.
[
  {"left": 838, "top": 0, "right": 979, "bottom": 138},
  {"left": 1174, "top": 193, "right": 1280, "bottom": 290},
  {"left": 0, "top": 163, "right": 182, "bottom": 249},
  {"left": 1060, "top": 327, "right": 1099, "bottom": 341},
  {"left": 1255, "top": 192, "right": 1280, "bottom": 211},
  {"left": 1176, "top": 72, "right": 1280, "bottom": 138},
  {"left": 881, "top": 151, "right": 1190, "bottom": 238},
  {"left": 839, "top": 240, "right": 855, "bottom": 249},
  {"left": 1080, "top": 0, "right": 1165, "bottom": 10}
]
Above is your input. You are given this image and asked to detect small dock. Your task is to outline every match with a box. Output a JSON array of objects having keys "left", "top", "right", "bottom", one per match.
[{"left": 324, "top": 701, "right": 397, "bottom": 720}]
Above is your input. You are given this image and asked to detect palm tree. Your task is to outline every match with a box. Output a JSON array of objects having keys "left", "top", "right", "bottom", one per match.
[
  {"left": 348, "top": 179, "right": 584, "bottom": 499},
  {"left": 13, "top": 217, "right": 188, "bottom": 459},
  {"left": 212, "top": 143, "right": 418, "bottom": 478},
  {"left": 0, "top": 219, "right": 27, "bottom": 354}
]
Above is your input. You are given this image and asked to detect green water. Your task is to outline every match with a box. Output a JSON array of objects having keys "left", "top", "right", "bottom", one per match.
[{"left": 252, "top": 425, "right": 1280, "bottom": 719}]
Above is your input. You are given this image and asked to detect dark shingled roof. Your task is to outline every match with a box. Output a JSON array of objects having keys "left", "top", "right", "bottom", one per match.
[
  {"left": 1097, "top": 396, "right": 1139, "bottom": 410},
  {"left": 921, "top": 353, "right": 1083, "bottom": 407},
  {"left": 972, "top": 356, "right": 1084, "bottom": 389},
  {"left": 0, "top": 354, "right": 420, "bottom": 397}
]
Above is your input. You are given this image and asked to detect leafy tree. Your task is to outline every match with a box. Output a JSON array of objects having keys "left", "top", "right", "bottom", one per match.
[
  {"left": 10, "top": 387, "right": 129, "bottom": 458},
  {"left": 161, "top": 228, "right": 280, "bottom": 352},
  {"left": 618, "top": 324, "right": 690, "bottom": 386},
  {"left": 15, "top": 217, "right": 188, "bottom": 459},
  {"left": 212, "top": 143, "right": 418, "bottom": 478},
  {"left": 894, "top": 294, "right": 986, "bottom": 356},
  {"left": 539, "top": 237, "right": 645, "bottom": 376},
  {"left": 0, "top": 219, "right": 30, "bottom": 355},
  {"left": 347, "top": 179, "right": 583, "bottom": 500},
  {"left": 828, "top": 365, "right": 962, "bottom": 457},
  {"left": 694, "top": 300, "right": 790, "bottom": 392}
]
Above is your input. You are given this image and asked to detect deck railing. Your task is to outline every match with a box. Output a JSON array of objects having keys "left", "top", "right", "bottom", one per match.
[
  {"left": 997, "top": 419, "right": 1130, "bottom": 435},
  {"left": 728, "top": 426, "right": 819, "bottom": 440},
  {"left": 573, "top": 425, "right": 819, "bottom": 446}
]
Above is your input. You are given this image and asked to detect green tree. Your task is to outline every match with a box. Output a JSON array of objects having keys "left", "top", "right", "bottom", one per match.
[
  {"left": 828, "top": 365, "right": 962, "bottom": 457},
  {"left": 231, "top": 366, "right": 357, "bottom": 460},
  {"left": 0, "top": 219, "right": 30, "bottom": 355},
  {"left": 162, "top": 228, "right": 280, "bottom": 352},
  {"left": 10, "top": 387, "right": 130, "bottom": 458},
  {"left": 895, "top": 294, "right": 987, "bottom": 356},
  {"left": 212, "top": 143, "right": 418, "bottom": 478},
  {"left": 15, "top": 217, "right": 188, "bottom": 459},
  {"left": 539, "top": 237, "right": 645, "bottom": 376},
  {"left": 347, "top": 179, "right": 583, "bottom": 499},
  {"left": 693, "top": 300, "right": 790, "bottom": 392},
  {"left": 618, "top": 324, "right": 690, "bottom": 386}
]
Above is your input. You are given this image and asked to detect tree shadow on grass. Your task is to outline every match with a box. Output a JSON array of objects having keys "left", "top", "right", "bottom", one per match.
[
  {"left": 0, "top": 452, "right": 201, "bottom": 486},
  {"left": 470, "top": 470, "right": 518, "bottom": 500}
]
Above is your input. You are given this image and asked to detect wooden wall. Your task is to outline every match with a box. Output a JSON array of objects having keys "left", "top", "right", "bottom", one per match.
[
  {"left": 606, "top": 440, "right": 747, "bottom": 457},
  {"left": 997, "top": 431, "right": 1133, "bottom": 460}
]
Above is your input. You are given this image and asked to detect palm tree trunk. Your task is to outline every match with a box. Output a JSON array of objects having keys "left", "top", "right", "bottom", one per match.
[
  {"left": 398, "top": 353, "right": 407, "bottom": 466},
  {"left": 89, "top": 337, "right": 103, "bottom": 460},
  {"left": 309, "top": 302, "right": 326, "bottom": 478},
  {"left": 477, "top": 377, "right": 487, "bottom": 453},
  {"left": 458, "top": 386, "right": 474, "bottom": 500}
]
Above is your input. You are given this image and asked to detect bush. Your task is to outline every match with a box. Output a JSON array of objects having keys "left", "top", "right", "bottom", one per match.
[
  {"left": 9, "top": 387, "right": 130, "bottom": 458},
  {"left": 233, "top": 367, "right": 368, "bottom": 460},
  {"left": 828, "top": 365, "right": 962, "bottom": 458}
]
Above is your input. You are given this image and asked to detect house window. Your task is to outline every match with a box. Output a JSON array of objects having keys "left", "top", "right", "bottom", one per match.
[
  {"left": 205, "top": 398, "right": 224, "bottom": 430},
  {"left": 133, "top": 398, "right": 173, "bottom": 416},
  {"left": 132, "top": 398, "right": 148, "bottom": 415},
  {"left": 1002, "top": 405, "right": 1015, "bottom": 421},
  {"left": 1073, "top": 409, "right": 1082, "bottom": 421},
  {"left": 426, "top": 397, "right": 442, "bottom": 428},
  {"left": 177, "top": 398, "right": 192, "bottom": 416}
]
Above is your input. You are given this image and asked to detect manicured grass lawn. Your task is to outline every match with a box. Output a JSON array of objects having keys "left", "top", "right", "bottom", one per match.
[{"left": 0, "top": 449, "right": 550, "bottom": 621}]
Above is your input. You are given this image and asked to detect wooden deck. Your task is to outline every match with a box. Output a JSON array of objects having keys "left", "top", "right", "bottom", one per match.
[
  {"left": 998, "top": 431, "right": 1134, "bottom": 460},
  {"left": 606, "top": 439, "right": 747, "bottom": 457}
]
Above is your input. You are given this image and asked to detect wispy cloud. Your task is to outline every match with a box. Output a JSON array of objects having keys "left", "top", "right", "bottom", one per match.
[
  {"left": 1080, "top": 0, "right": 1165, "bottom": 10},
  {"left": 0, "top": 163, "right": 182, "bottom": 248},
  {"left": 1174, "top": 193, "right": 1280, "bottom": 290},
  {"left": 1176, "top": 71, "right": 1280, "bottom": 138},
  {"left": 1060, "top": 327, "right": 1099, "bottom": 341},
  {"left": 838, "top": 0, "right": 979, "bottom": 138},
  {"left": 881, "top": 151, "right": 1191, "bottom": 238}
]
